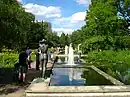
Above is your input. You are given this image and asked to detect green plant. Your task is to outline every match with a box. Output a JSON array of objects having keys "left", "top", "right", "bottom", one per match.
[
  {"left": 85, "top": 50, "right": 130, "bottom": 84},
  {"left": 0, "top": 53, "right": 18, "bottom": 68}
]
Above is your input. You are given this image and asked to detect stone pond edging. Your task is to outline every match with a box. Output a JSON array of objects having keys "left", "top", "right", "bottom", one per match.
[
  {"left": 26, "top": 85, "right": 130, "bottom": 97},
  {"left": 25, "top": 65, "right": 130, "bottom": 97},
  {"left": 90, "top": 65, "right": 124, "bottom": 85}
]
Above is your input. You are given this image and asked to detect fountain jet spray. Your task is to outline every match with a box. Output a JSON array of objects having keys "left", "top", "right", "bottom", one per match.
[{"left": 67, "top": 43, "right": 74, "bottom": 65}]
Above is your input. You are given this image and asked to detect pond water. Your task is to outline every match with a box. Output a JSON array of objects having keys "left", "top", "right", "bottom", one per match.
[
  {"left": 49, "top": 56, "right": 114, "bottom": 86},
  {"left": 49, "top": 67, "right": 113, "bottom": 86}
]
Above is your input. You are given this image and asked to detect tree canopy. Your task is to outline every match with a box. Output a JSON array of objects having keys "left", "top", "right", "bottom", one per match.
[
  {"left": 70, "top": 0, "right": 130, "bottom": 53},
  {"left": 0, "top": 0, "right": 70, "bottom": 51}
]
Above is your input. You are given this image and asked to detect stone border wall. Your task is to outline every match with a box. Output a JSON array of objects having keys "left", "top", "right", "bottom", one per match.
[
  {"left": 26, "top": 85, "right": 130, "bottom": 97},
  {"left": 26, "top": 65, "right": 128, "bottom": 97},
  {"left": 90, "top": 65, "right": 124, "bottom": 85}
]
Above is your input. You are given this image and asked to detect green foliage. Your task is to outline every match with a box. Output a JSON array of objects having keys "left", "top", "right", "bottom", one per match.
[
  {"left": 59, "top": 33, "right": 70, "bottom": 47},
  {"left": 45, "top": 31, "right": 60, "bottom": 47},
  {"left": 0, "top": 0, "right": 61, "bottom": 51},
  {"left": 81, "top": 36, "right": 107, "bottom": 53},
  {"left": 27, "top": 21, "right": 49, "bottom": 45},
  {"left": 0, "top": 0, "right": 33, "bottom": 50},
  {"left": 81, "top": 36, "right": 130, "bottom": 53},
  {"left": 70, "top": 0, "right": 130, "bottom": 52},
  {"left": 70, "top": 29, "right": 85, "bottom": 48},
  {"left": 85, "top": 50, "right": 130, "bottom": 84},
  {"left": 0, "top": 53, "right": 18, "bottom": 68}
]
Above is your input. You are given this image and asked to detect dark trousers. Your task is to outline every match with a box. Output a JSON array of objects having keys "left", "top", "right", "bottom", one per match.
[
  {"left": 36, "top": 60, "right": 40, "bottom": 70},
  {"left": 28, "top": 60, "right": 31, "bottom": 68}
]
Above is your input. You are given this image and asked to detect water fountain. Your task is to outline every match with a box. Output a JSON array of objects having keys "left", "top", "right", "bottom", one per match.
[
  {"left": 57, "top": 58, "right": 62, "bottom": 63},
  {"left": 66, "top": 44, "right": 75, "bottom": 84},
  {"left": 65, "top": 45, "right": 68, "bottom": 62},
  {"left": 50, "top": 43, "right": 80, "bottom": 85},
  {"left": 66, "top": 43, "right": 75, "bottom": 65}
]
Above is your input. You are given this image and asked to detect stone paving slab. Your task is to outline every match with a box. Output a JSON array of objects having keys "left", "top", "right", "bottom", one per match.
[
  {"left": 26, "top": 92, "right": 130, "bottom": 97},
  {"left": 101, "top": 86, "right": 130, "bottom": 92},
  {"left": 26, "top": 77, "right": 130, "bottom": 93},
  {"left": 1, "top": 89, "right": 25, "bottom": 97},
  {"left": 26, "top": 84, "right": 130, "bottom": 93},
  {"left": 26, "top": 91, "right": 130, "bottom": 97}
]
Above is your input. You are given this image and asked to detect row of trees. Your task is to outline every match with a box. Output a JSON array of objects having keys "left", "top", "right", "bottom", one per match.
[
  {"left": 26, "top": 21, "right": 71, "bottom": 48},
  {"left": 70, "top": 0, "right": 130, "bottom": 53},
  {"left": 0, "top": 0, "right": 71, "bottom": 52}
]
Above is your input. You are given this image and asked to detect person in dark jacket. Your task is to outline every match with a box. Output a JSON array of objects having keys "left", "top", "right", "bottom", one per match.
[{"left": 18, "top": 51, "right": 28, "bottom": 83}]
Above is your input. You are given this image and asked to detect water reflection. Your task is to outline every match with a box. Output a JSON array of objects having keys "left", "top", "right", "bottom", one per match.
[
  {"left": 81, "top": 68, "right": 113, "bottom": 85},
  {"left": 50, "top": 68, "right": 85, "bottom": 86},
  {"left": 55, "top": 57, "right": 81, "bottom": 65},
  {"left": 49, "top": 68, "right": 113, "bottom": 86}
]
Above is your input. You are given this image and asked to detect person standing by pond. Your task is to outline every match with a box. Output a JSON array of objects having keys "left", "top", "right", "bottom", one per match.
[
  {"left": 77, "top": 50, "right": 82, "bottom": 62},
  {"left": 26, "top": 47, "right": 32, "bottom": 69},
  {"left": 18, "top": 50, "right": 28, "bottom": 83}
]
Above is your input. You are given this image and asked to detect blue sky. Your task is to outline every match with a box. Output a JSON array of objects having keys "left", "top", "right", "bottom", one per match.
[{"left": 18, "top": 0, "right": 91, "bottom": 35}]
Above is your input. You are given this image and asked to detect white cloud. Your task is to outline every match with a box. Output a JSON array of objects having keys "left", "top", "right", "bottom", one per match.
[
  {"left": 23, "top": 3, "right": 61, "bottom": 18},
  {"left": 71, "top": 12, "right": 86, "bottom": 23},
  {"left": 23, "top": 3, "right": 86, "bottom": 34},
  {"left": 52, "top": 28, "right": 75, "bottom": 35},
  {"left": 76, "top": 0, "right": 91, "bottom": 7},
  {"left": 17, "top": 0, "right": 22, "bottom": 2},
  {"left": 52, "top": 12, "right": 86, "bottom": 29}
]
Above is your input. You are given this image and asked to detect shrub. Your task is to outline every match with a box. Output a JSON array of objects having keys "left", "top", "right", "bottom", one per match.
[{"left": 0, "top": 53, "right": 18, "bottom": 68}]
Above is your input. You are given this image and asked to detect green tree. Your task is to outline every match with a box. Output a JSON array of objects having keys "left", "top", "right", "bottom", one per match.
[
  {"left": 0, "top": 0, "right": 35, "bottom": 51},
  {"left": 70, "top": 29, "right": 85, "bottom": 48},
  {"left": 59, "top": 33, "right": 66, "bottom": 47},
  {"left": 45, "top": 31, "right": 60, "bottom": 47},
  {"left": 59, "top": 33, "right": 71, "bottom": 47},
  {"left": 81, "top": 0, "right": 129, "bottom": 52}
]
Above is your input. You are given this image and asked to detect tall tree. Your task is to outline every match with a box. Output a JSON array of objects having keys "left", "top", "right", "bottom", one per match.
[
  {"left": 0, "top": 0, "right": 35, "bottom": 51},
  {"left": 81, "top": 0, "right": 130, "bottom": 52}
]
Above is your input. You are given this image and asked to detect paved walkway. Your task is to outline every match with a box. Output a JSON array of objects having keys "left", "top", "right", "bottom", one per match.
[
  {"left": 1, "top": 89, "right": 25, "bottom": 97},
  {"left": 0, "top": 61, "right": 41, "bottom": 97},
  {"left": 0, "top": 61, "right": 55, "bottom": 97}
]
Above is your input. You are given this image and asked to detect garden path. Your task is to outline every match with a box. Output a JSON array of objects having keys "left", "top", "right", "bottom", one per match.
[{"left": 0, "top": 61, "right": 40, "bottom": 97}]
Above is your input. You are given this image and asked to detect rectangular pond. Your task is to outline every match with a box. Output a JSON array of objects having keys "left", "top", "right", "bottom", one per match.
[
  {"left": 26, "top": 65, "right": 125, "bottom": 97},
  {"left": 49, "top": 67, "right": 114, "bottom": 86}
]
